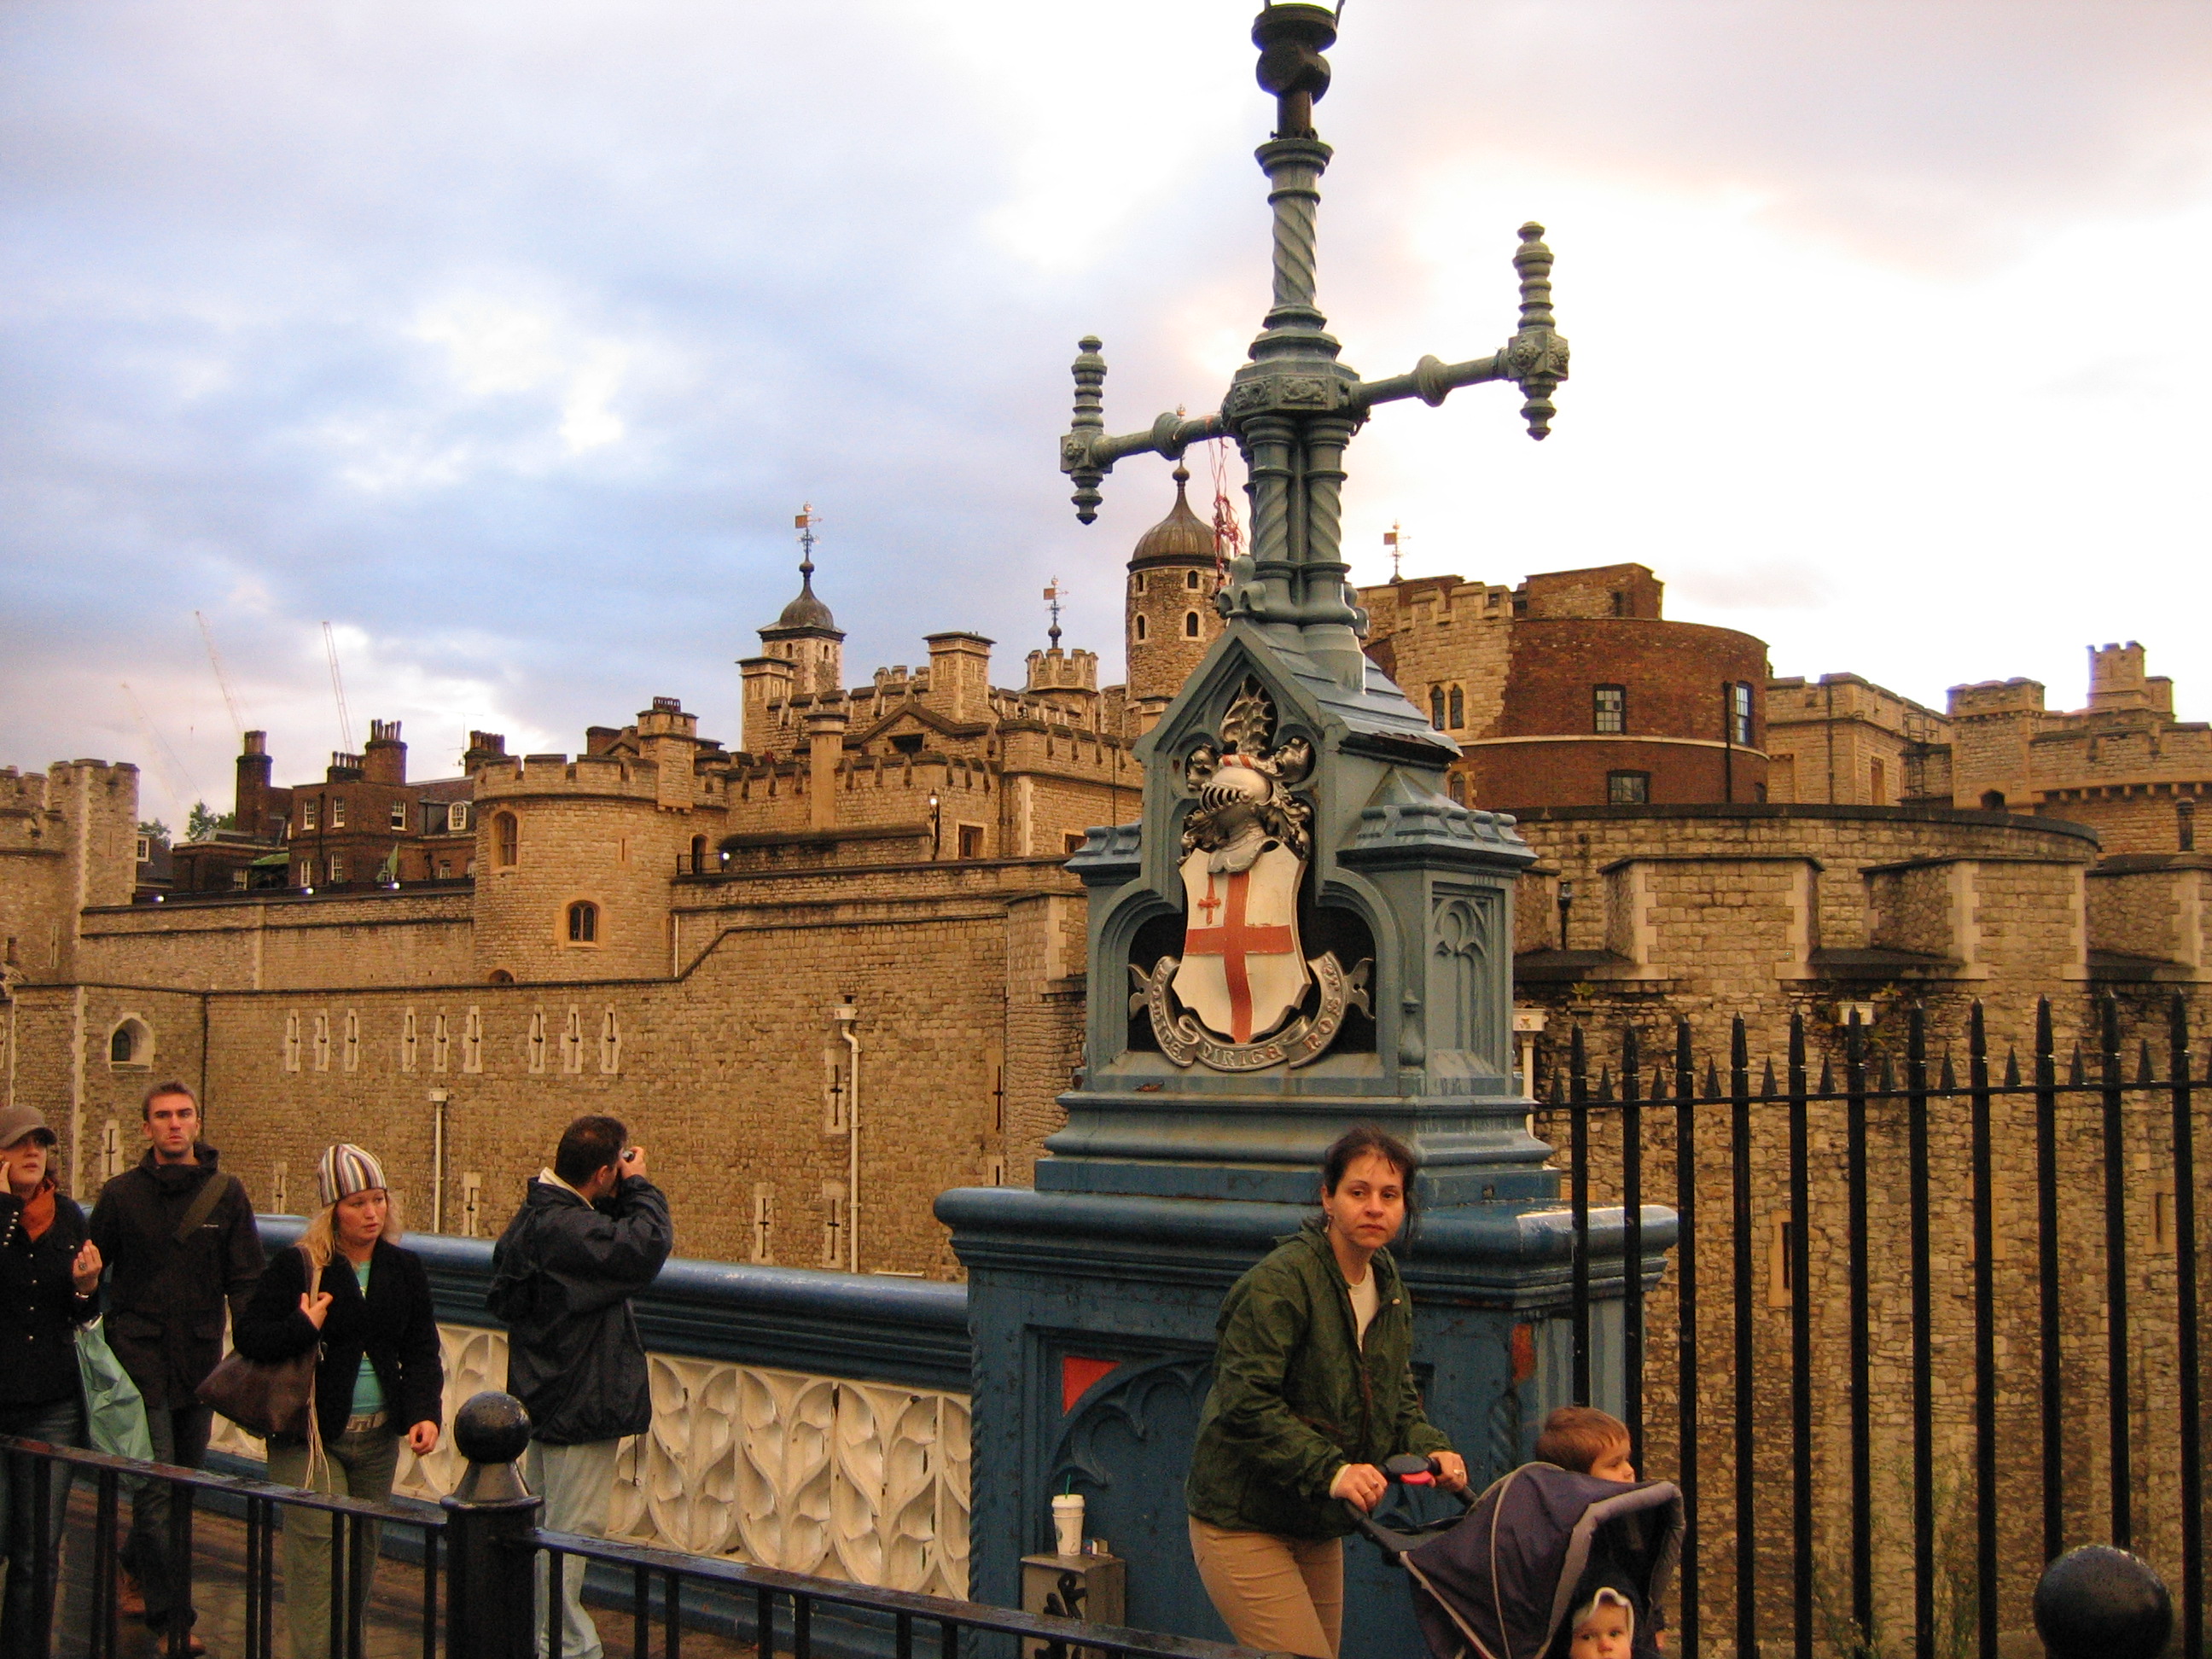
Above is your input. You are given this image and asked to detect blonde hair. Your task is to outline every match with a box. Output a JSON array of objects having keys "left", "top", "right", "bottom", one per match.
[{"left": 300, "top": 1188, "right": 405, "bottom": 1272}]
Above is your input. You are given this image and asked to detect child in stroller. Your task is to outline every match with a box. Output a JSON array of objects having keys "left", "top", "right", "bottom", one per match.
[{"left": 1346, "top": 1454, "right": 1684, "bottom": 1659}]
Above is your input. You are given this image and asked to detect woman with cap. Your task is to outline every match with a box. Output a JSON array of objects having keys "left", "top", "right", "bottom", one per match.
[
  {"left": 234, "top": 1144, "right": 444, "bottom": 1659},
  {"left": 0, "top": 1103, "right": 102, "bottom": 1659}
]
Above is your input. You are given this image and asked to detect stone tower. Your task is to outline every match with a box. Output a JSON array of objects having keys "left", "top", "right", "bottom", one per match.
[
  {"left": 742, "top": 538, "right": 846, "bottom": 755},
  {"left": 1124, "top": 463, "right": 1223, "bottom": 733}
]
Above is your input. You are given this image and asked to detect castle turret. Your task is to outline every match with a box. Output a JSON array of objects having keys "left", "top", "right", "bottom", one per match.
[
  {"left": 743, "top": 511, "right": 846, "bottom": 754},
  {"left": 1125, "top": 463, "right": 1222, "bottom": 731}
]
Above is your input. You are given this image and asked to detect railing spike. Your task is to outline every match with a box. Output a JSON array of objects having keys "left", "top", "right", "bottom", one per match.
[
  {"left": 1878, "top": 1055, "right": 1895, "bottom": 1092},
  {"left": 1761, "top": 1058, "right": 1778, "bottom": 1099},
  {"left": 1818, "top": 1057, "right": 1834, "bottom": 1095},
  {"left": 1940, "top": 1051, "right": 1957, "bottom": 1091},
  {"left": 2005, "top": 1048, "right": 2022, "bottom": 1088},
  {"left": 2069, "top": 1044, "right": 2087, "bottom": 1087},
  {"left": 2137, "top": 1039, "right": 2155, "bottom": 1086},
  {"left": 1597, "top": 1067, "right": 1615, "bottom": 1103},
  {"left": 1704, "top": 1059, "right": 1721, "bottom": 1096}
]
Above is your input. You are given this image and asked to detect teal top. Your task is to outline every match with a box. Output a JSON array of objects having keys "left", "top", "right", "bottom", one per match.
[{"left": 346, "top": 1257, "right": 387, "bottom": 1416}]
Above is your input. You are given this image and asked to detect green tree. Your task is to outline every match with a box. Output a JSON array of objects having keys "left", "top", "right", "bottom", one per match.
[
  {"left": 137, "top": 818, "right": 171, "bottom": 843},
  {"left": 186, "top": 800, "right": 234, "bottom": 841}
]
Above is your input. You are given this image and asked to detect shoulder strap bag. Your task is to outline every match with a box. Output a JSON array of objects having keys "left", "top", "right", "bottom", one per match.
[
  {"left": 172, "top": 1171, "right": 241, "bottom": 1244},
  {"left": 196, "top": 1244, "right": 323, "bottom": 1447}
]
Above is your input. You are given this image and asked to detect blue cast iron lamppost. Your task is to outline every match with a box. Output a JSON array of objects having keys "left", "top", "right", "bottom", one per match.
[{"left": 940, "top": 12, "right": 1667, "bottom": 1656}]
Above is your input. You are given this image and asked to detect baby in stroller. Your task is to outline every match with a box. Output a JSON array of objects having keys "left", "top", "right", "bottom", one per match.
[{"left": 1346, "top": 1443, "right": 1682, "bottom": 1659}]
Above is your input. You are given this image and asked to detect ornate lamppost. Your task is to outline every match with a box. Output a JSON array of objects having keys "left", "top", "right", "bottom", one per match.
[
  {"left": 1060, "top": 3, "right": 1567, "bottom": 691},
  {"left": 944, "top": 17, "right": 1659, "bottom": 1656}
]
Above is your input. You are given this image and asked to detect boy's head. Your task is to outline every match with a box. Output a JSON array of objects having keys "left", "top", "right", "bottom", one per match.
[
  {"left": 1567, "top": 1586, "right": 1635, "bottom": 1659},
  {"left": 1536, "top": 1406, "right": 1636, "bottom": 1482}
]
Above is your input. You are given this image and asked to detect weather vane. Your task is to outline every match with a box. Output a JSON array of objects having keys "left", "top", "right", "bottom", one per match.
[
  {"left": 1057, "top": 3, "right": 1567, "bottom": 690},
  {"left": 1043, "top": 578, "right": 1063, "bottom": 649}
]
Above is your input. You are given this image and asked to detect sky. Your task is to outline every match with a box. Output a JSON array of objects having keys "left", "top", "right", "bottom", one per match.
[{"left": 4, "top": 1, "right": 2210, "bottom": 827}]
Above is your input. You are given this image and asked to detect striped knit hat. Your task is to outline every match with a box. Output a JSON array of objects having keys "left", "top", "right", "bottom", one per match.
[{"left": 316, "top": 1144, "right": 388, "bottom": 1209}]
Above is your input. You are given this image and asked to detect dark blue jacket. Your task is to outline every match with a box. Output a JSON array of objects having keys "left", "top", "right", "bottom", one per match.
[{"left": 487, "top": 1174, "right": 671, "bottom": 1445}]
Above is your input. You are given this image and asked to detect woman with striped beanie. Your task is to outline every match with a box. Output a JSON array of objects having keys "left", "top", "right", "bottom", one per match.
[{"left": 234, "top": 1144, "right": 445, "bottom": 1659}]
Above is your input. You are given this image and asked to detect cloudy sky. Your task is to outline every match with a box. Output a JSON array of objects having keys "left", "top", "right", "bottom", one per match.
[{"left": 5, "top": 1, "right": 2209, "bottom": 824}]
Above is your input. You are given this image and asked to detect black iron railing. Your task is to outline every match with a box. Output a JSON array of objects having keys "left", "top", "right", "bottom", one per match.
[
  {"left": 527, "top": 1528, "right": 1256, "bottom": 1659},
  {"left": 1, "top": 1407, "right": 1258, "bottom": 1659},
  {"left": 0, "top": 1435, "right": 440, "bottom": 1659},
  {"left": 1545, "top": 993, "right": 2206, "bottom": 1659}
]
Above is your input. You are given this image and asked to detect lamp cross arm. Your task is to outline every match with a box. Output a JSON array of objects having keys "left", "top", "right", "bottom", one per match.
[
  {"left": 1058, "top": 332, "right": 1228, "bottom": 523},
  {"left": 1356, "top": 220, "right": 1570, "bottom": 440}
]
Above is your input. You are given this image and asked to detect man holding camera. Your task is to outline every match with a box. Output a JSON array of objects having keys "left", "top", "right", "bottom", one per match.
[{"left": 489, "top": 1115, "right": 672, "bottom": 1659}]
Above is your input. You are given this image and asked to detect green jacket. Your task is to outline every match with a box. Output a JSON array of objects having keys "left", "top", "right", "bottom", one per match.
[{"left": 1185, "top": 1224, "right": 1452, "bottom": 1539}]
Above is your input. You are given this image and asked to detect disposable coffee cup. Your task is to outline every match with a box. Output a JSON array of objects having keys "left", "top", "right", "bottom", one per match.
[{"left": 1051, "top": 1493, "right": 1085, "bottom": 1556}]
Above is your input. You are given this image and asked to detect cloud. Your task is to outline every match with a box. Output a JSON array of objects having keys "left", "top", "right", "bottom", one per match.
[{"left": 3, "top": 0, "right": 2210, "bottom": 806}]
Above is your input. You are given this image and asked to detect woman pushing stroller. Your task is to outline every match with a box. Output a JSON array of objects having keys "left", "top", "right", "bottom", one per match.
[{"left": 1184, "top": 1126, "right": 1469, "bottom": 1659}]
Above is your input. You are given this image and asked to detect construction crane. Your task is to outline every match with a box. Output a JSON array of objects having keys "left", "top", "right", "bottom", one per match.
[
  {"left": 195, "top": 611, "right": 246, "bottom": 743},
  {"left": 322, "top": 622, "right": 356, "bottom": 754},
  {"left": 119, "top": 682, "right": 201, "bottom": 825}
]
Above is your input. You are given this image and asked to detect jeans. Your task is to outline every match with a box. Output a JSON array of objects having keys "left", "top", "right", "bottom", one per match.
[
  {"left": 268, "top": 1424, "right": 401, "bottom": 1659},
  {"left": 122, "top": 1401, "right": 212, "bottom": 1633},
  {"left": 0, "top": 1395, "right": 84, "bottom": 1659},
  {"left": 525, "top": 1440, "right": 620, "bottom": 1659}
]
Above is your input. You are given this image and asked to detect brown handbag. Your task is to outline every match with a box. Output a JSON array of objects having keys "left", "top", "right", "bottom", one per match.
[{"left": 196, "top": 1246, "right": 323, "bottom": 1441}]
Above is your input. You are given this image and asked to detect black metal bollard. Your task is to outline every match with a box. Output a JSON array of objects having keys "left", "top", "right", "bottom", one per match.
[
  {"left": 2034, "top": 1545, "right": 2174, "bottom": 1659},
  {"left": 441, "top": 1391, "right": 541, "bottom": 1659}
]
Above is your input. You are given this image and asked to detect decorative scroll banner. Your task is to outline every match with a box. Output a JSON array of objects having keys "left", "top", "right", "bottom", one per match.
[
  {"left": 1134, "top": 950, "right": 1370, "bottom": 1071},
  {"left": 210, "top": 1321, "right": 972, "bottom": 1599}
]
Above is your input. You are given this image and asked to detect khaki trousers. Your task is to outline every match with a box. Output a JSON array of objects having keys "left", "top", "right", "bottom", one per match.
[
  {"left": 268, "top": 1425, "right": 399, "bottom": 1659},
  {"left": 1188, "top": 1516, "right": 1344, "bottom": 1659}
]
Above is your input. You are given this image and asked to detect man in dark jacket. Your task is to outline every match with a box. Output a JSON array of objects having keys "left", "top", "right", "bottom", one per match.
[
  {"left": 490, "top": 1115, "right": 672, "bottom": 1659},
  {"left": 88, "top": 1080, "right": 265, "bottom": 1651}
]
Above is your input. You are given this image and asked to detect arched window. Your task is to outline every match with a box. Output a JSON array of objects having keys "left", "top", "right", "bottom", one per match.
[
  {"left": 494, "top": 812, "right": 519, "bottom": 866},
  {"left": 1185, "top": 568, "right": 1201, "bottom": 590},
  {"left": 487, "top": 969, "right": 515, "bottom": 985},
  {"left": 1183, "top": 611, "right": 1200, "bottom": 638},
  {"left": 1429, "top": 687, "right": 1447, "bottom": 731},
  {"left": 1132, "top": 573, "right": 1146, "bottom": 595},
  {"left": 1133, "top": 614, "right": 1148, "bottom": 643},
  {"left": 567, "top": 900, "right": 598, "bottom": 944},
  {"left": 1980, "top": 789, "right": 2007, "bottom": 811},
  {"left": 108, "top": 1018, "right": 152, "bottom": 1069},
  {"left": 1448, "top": 685, "right": 1464, "bottom": 729}
]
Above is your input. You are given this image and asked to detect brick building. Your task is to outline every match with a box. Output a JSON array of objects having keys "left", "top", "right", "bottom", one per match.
[{"left": 1360, "top": 562, "right": 1770, "bottom": 810}]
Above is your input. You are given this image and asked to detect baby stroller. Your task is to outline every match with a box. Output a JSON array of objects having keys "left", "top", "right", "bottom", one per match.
[{"left": 1348, "top": 1456, "right": 1685, "bottom": 1659}]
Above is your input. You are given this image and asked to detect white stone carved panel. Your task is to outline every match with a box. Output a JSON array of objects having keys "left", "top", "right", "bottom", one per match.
[{"left": 210, "top": 1320, "right": 969, "bottom": 1598}]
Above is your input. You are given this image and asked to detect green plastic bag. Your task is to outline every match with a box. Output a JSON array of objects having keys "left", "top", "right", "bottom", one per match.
[{"left": 75, "top": 1317, "right": 154, "bottom": 1463}]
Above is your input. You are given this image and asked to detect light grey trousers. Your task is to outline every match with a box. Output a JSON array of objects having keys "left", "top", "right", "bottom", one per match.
[{"left": 526, "top": 1439, "right": 620, "bottom": 1659}]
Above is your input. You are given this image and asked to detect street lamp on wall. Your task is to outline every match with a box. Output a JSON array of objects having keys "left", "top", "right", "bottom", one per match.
[
  {"left": 1557, "top": 878, "right": 1575, "bottom": 950},
  {"left": 928, "top": 792, "right": 941, "bottom": 859}
]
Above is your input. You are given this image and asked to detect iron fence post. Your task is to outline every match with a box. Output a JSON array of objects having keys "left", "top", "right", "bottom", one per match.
[{"left": 440, "top": 1391, "right": 542, "bottom": 1659}]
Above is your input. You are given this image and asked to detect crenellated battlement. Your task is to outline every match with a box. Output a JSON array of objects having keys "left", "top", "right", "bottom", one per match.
[{"left": 1948, "top": 677, "right": 2046, "bottom": 719}]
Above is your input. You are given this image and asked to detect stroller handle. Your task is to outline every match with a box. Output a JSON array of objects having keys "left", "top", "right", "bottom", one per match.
[{"left": 1344, "top": 1455, "right": 1476, "bottom": 1557}]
